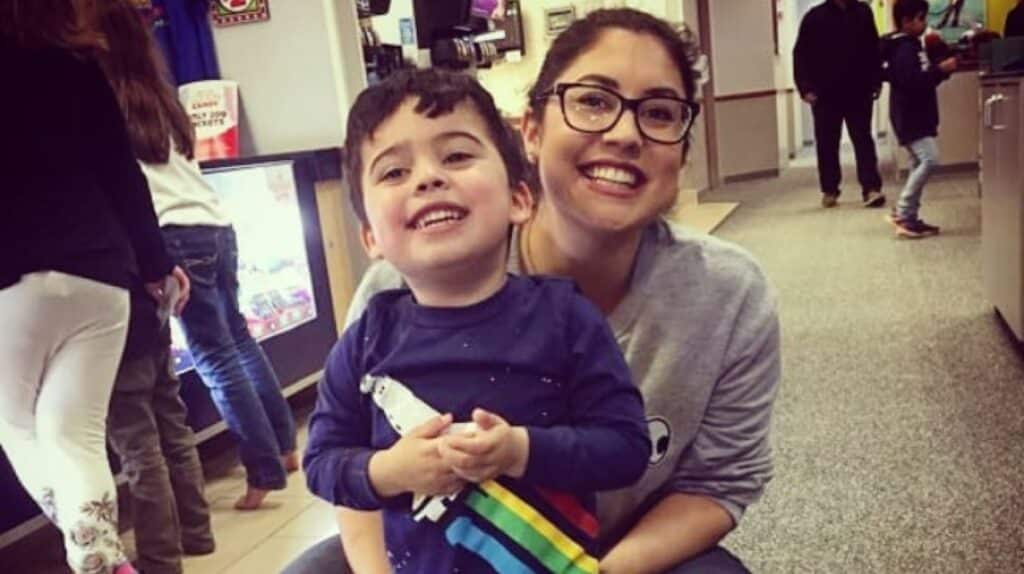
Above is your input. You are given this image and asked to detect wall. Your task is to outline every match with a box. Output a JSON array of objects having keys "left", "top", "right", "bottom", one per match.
[
  {"left": 776, "top": 0, "right": 801, "bottom": 161},
  {"left": 989, "top": 0, "right": 1019, "bottom": 34},
  {"left": 797, "top": 0, "right": 817, "bottom": 145},
  {"left": 212, "top": 0, "right": 365, "bottom": 156},
  {"left": 475, "top": 0, "right": 553, "bottom": 117},
  {"left": 710, "top": 2, "right": 775, "bottom": 96},
  {"left": 708, "top": 0, "right": 783, "bottom": 179}
]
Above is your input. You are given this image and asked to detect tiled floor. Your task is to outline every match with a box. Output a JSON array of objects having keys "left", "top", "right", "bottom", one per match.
[
  {"left": 670, "top": 201, "right": 740, "bottom": 234},
  {"left": 179, "top": 417, "right": 334, "bottom": 574},
  {"left": 5, "top": 410, "right": 336, "bottom": 574}
]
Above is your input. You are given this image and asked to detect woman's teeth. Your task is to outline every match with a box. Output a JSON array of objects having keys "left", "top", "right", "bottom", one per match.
[{"left": 584, "top": 165, "right": 639, "bottom": 187}]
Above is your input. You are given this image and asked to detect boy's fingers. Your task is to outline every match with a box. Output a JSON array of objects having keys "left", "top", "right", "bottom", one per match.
[
  {"left": 438, "top": 440, "right": 477, "bottom": 468},
  {"left": 472, "top": 408, "right": 506, "bottom": 430},
  {"left": 451, "top": 466, "right": 478, "bottom": 482},
  {"left": 442, "top": 434, "right": 493, "bottom": 456},
  {"left": 410, "top": 413, "right": 453, "bottom": 438}
]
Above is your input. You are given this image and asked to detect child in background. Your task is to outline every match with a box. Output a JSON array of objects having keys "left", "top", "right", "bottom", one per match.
[
  {"left": 106, "top": 279, "right": 215, "bottom": 574},
  {"left": 882, "top": 0, "right": 959, "bottom": 238},
  {"left": 303, "top": 68, "right": 650, "bottom": 574},
  {"left": 86, "top": 0, "right": 299, "bottom": 510}
]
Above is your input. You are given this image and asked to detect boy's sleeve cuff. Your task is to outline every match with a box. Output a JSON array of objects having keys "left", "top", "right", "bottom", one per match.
[
  {"left": 521, "top": 427, "right": 565, "bottom": 483},
  {"left": 341, "top": 450, "right": 389, "bottom": 509}
]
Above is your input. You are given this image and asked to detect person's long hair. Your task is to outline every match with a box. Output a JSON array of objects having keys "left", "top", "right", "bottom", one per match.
[
  {"left": 87, "top": 0, "right": 195, "bottom": 162},
  {"left": 0, "top": 0, "right": 104, "bottom": 54}
]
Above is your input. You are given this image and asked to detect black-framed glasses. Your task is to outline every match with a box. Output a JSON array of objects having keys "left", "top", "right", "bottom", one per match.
[{"left": 536, "top": 83, "right": 700, "bottom": 145}]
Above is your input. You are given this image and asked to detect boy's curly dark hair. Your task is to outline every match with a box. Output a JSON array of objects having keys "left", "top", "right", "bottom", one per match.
[{"left": 343, "top": 69, "right": 529, "bottom": 224}]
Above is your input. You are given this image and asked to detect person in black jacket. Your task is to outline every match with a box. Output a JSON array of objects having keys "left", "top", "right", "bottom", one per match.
[
  {"left": 1006, "top": 1, "right": 1024, "bottom": 38},
  {"left": 794, "top": 0, "right": 886, "bottom": 208},
  {"left": 881, "top": 0, "right": 958, "bottom": 238},
  {"left": 0, "top": 1, "right": 188, "bottom": 573}
]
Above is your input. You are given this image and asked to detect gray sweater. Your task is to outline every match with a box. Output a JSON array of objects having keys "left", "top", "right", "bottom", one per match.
[{"left": 342, "top": 219, "right": 780, "bottom": 546}]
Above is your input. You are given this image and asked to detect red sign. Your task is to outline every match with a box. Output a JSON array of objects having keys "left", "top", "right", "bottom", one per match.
[
  {"left": 211, "top": 0, "right": 270, "bottom": 26},
  {"left": 179, "top": 81, "right": 240, "bottom": 160}
]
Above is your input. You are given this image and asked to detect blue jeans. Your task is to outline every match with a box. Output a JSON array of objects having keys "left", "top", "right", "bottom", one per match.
[
  {"left": 280, "top": 535, "right": 750, "bottom": 574},
  {"left": 163, "top": 226, "right": 296, "bottom": 490},
  {"left": 898, "top": 137, "right": 940, "bottom": 222}
]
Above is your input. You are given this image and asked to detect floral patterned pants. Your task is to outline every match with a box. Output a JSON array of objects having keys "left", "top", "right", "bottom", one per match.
[{"left": 0, "top": 272, "right": 131, "bottom": 574}]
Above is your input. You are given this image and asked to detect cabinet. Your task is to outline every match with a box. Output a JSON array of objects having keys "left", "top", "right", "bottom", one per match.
[{"left": 981, "top": 75, "right": 1024, "bottom": 342}]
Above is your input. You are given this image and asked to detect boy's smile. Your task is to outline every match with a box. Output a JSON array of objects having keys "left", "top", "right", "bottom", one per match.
[{"left": 406, "top": 201, "right": 467, "bottom": 231}]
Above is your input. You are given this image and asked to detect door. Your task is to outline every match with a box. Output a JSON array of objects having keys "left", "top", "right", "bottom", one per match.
[{"left": 981, "top": 79, "right": 1024, "bottom": 340}]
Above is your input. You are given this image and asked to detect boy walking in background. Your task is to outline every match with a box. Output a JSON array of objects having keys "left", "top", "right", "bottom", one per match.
[
  {"left": 882, "top": 0, "right": 959, "bottom": 238},
  {"left": 302, "top": 68, "right": 650, "bottom": 574}
]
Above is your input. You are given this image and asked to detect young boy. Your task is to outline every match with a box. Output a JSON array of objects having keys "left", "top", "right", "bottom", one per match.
[
  {"left": 302, "top": 69, "right": 650, "bottom": 574},
  {"left": 882, "top": 0, "right": 959, "bottom": 238}
]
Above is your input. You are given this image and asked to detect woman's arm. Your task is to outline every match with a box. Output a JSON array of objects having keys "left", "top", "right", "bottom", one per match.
[
  {"left": 336, "top": 508, "right": 390, "bottom": 574},
  {"left": 603, "top": 261, "right": 781, "bottom": 572},
  {"left": 599, "top": 493, "right": 733, "bottom": 574}
]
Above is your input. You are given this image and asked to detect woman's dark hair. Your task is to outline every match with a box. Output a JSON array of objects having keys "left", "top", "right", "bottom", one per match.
[
  {"left": 0, "top": 0, "right": 104, "bottom": 53},
  {"left": 893, "top": 0, "right": 930, "bottom": 28},
  {"left": 89, "top": 0, "right": 195, "bottom": 162},
  {"left": 343, "top": 68, "right": 529, "bottom": 225},
  {"left": 526, "top": 9, "right": 699, "bottom": 129}
]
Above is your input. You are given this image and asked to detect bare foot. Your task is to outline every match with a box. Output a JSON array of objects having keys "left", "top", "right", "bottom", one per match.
[
  {"left": 234, "top": 487, "right": 270, "bottom": 511},
  {"left": 282, "top": 451, "right": 300, "bottom": 473}
]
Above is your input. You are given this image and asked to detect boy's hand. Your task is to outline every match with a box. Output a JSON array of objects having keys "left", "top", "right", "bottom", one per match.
[
  {"left": 802, "top": 92, "right": 817, "bottom": 105},
  {"left": 438, "top": 409, "right": 529, "bottom": 483},
  {"left": 169, "top": 266, "right": 190, "bottom": 315},
  {"left": 145, "top": 266, "right": 191, "bottom": 316},
  {"left": 938, "top": 57, "right": 958, "bottom": 73},
  {"left": 368, "top": 414, "right": 463, "bottom": 498}
]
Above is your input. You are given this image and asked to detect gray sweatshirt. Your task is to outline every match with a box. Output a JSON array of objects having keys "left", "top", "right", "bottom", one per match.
[{"left": 342, "top": 219, "right": 780, "bottom": 546}]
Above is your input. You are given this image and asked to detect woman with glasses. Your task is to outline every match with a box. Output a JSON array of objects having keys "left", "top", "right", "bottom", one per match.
[
  {"left": 286, "top": 8, "right": 778, "bottom": 574},
  {"left": 514, "top": 12, "right": 778, "bottom": 573}
]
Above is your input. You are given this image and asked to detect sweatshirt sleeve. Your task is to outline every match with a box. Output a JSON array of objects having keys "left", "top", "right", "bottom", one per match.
[
  {"left": 669, "top": 262, "right": 781, "bottom": 525},
  {"left": 889, "top": 42, "right": 946, "bottom": 92},
  {"left": 82, "top": 62, "right": 174, "bottom": 282},
  {"left": 303, "top": 318, "right": 391, "bottom": 509},
  {"left": 793, "top": 13, "right": 817, "bottom": 97},
  {"left": 523, "top": 293, "right": 651, "bottom": 492}
]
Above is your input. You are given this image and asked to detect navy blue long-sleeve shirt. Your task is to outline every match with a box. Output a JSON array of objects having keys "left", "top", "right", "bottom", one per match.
[
  {"left": 882, "top": 33, "right": 951, "bottom": 145},
  {"left": 304, "top": 275, "right": 649, "bottom": 573}
]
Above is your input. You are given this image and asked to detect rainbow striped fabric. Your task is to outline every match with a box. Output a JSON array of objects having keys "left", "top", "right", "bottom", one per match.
[{"left": 442, "top": 479, "right": 600, "bottom": 574}]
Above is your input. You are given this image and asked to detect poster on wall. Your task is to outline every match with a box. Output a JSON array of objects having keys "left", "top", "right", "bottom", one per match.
[
  {"left": 926, "top": 0, "right": 985, "bottom": 41},
  {"left": 211, "top": 0, "right": 270, "bottom": 26},
  {"left": 170, "top": 163, "right": 318, "bottom": 374},
  {"left": 179, "top": 80, "right": 240, "bottom": 161}
]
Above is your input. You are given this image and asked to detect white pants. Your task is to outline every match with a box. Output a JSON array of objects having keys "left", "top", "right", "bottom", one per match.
[{"left": 0, "top": 272, "right": 131, "bottom": 574}]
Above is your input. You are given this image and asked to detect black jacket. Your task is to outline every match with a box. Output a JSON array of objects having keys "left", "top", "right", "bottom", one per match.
[
  {"left": 1007, "top": 3, "right": 1024, "bottom": 38},
  {"left": 2, "top": 43, "right": 173, "bottom": 291},
  {"left": 881, "top": 33, "right": 950, "bottom": 145},
  {"left": 794, "top": 0, "right": 882, "bottom": 101}
]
